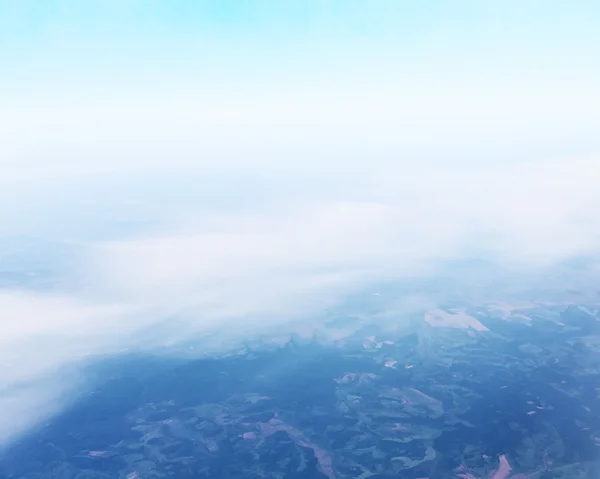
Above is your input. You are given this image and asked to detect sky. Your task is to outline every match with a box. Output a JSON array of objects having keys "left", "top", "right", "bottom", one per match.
[{"left": 1, "top": 0, "right": 600, "bottom": 447}]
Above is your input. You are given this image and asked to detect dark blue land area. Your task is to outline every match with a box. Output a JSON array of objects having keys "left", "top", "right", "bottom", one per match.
[{"left": 2, "top": 306, "right": 600, "bottom": 478}]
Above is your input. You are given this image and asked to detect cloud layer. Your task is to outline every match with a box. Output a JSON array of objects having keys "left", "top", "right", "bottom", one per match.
[{"left": 1, "top": 146, "right": 600, "bottom": 446}]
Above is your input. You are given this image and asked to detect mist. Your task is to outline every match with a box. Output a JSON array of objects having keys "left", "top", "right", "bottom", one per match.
[{"left": 1, "top": 137, "right": 600, "bottom": 445}]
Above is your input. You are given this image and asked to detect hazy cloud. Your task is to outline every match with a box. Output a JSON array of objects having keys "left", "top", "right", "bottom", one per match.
[{"left": 1, "top": 147, "right": 600, "bottom": 445}]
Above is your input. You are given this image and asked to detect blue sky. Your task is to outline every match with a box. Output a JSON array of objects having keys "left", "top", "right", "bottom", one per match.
[
  {"left": 3, "top": 1, "right": 600, "bottom": 108},
  {"left": 1, "top": 0, "right": 600, "bottom": 447},
  {"left": 2, "top": 0, "right": 599, "bottom": 225}
]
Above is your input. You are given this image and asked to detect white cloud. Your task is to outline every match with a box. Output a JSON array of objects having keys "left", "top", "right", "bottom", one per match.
[
  {"left": 2, "top": 152, "right": 600, "bottom": 446},
  {"left": 0, "top": 291, "right": 140, "bottom": 445}
]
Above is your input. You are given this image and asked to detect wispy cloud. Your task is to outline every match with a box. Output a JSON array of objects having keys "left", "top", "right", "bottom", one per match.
[{"left": 1, "top": 151, "right": 600, "bottom": 445}]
